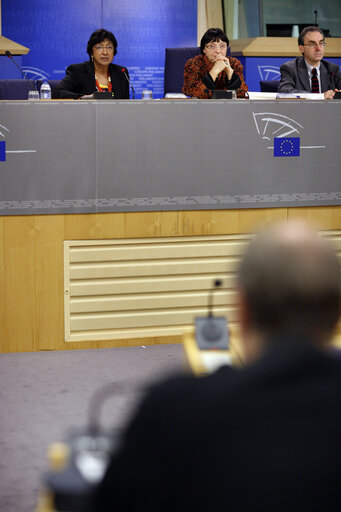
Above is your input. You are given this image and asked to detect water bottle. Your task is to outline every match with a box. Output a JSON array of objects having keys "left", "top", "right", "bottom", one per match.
[{"left": 40, "top": 80, "right": 51, "bottom": 100}]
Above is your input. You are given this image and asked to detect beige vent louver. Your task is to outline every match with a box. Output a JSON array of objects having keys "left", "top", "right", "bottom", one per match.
[
  {"left": 64, "top": 234, "right": 251, "bottom": 342},
  {"left": 64, "top": 231, "right": 341, "bottom": 343}
]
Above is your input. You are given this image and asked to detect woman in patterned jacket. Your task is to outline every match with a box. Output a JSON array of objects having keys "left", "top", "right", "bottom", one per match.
[{"left": 182, "top": 27, "right": 248, "bottom": 99}]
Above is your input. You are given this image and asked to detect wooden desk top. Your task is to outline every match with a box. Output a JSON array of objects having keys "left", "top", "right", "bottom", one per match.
[
  {"left": 230, "top": 37, "right": 341, "bottom": 58},
  {"left": 0, "top": 35, "right": 30, "bottom": 55}
]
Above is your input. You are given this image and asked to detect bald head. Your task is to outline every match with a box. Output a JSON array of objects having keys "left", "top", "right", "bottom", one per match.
[{"left": 237, "top": 220, "right": 341, "bottom": 345}]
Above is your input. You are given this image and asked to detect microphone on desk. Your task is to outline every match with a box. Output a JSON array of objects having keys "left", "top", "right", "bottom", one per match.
[
  {"left": 182, "top": 279, "right": 231, "bottom": 376},
  {"left": 195, "top": 279, "right": 229, "bottom": 350},
  {"left": 121, "top": 68, "right": 135, "bottom": 99},
  {"left": 5, "top": 51, "right": 37, "bottom": 90}
]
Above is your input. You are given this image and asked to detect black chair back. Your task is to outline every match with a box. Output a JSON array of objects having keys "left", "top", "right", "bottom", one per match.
[
  {"left": 164, "top": 47, "right": 200, "bottom": 96},
  {"left": 0, "top": 79, "right": 34, "bottom": 99},
  {"left": 0, "top": 79, "right": 61, "bottom": 99},
  {"left": 260, "top": 80, "right": 280, "bottom": 93}
]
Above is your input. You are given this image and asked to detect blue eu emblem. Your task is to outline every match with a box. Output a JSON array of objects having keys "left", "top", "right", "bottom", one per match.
[
  {"left": 0, "top": 141, "right": 6, "bottom": 161},
  {"left": 274, "top": 137, "right": 300, "bottom": 157}
]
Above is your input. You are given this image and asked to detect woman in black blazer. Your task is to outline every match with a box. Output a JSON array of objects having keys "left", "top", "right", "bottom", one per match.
[{"left": 53, "top": 29, "right": 130, "bottom": 99}]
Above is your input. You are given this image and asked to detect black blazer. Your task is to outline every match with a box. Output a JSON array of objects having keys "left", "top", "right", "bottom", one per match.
[
  {"left": 95, "top": 336, "right": 341, "bottom": 512},
  {"left": 278, "top": 56, "right": 341, "bottom": 94},
  {"left": 52, "top": 61, "right": 130, "bottom": 99}
]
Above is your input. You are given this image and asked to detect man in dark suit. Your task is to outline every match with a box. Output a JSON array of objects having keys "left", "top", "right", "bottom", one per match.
[
  {"left": 278, "top": 26, "right": 341, "bottom": 98},
  {"left": 95, "top": 220, "right": 341, "bottom": 512}
]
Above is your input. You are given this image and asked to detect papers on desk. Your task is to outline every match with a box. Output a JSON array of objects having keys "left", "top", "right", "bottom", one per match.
[
  {"left": 276, "top": 92, "right": 325, "bottom": 100},
  {"left": 248, "top": 91, "right": 325, "bottom": 100},
  {"left": 165, "top": 93, "right": 188, "bottom": 99},
  {"left": 200, "top": 351, "right": 232, "bottom": 373},
  {"left": 248, "top": 92, "right": 278, "bottom": 100}
]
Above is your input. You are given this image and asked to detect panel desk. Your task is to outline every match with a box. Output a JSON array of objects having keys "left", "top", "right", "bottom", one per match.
[
  {"left": 0, "top": 99, "right": 340, "bottom": 214},
  {"left": 0, "top": 99, "right": 340, "bottom": 353}
]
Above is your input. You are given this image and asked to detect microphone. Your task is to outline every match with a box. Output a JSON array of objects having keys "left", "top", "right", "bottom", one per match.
[
  {"left": 208, "top": 279, "right": 222, "bottom": 318},
  {"left": 195, "top": 279, "right": 229, "bottom": 350},
  {"left": 182, "top": 278, "right": 230, "bottom": 375},
  {"left": 5, "top": 50, "right": 37, "bottom": 90},
  {"left": 121, "top": 68, "right": 135, "bottom": 99},
  {"left": 314, "top": 10, "right": 318, "bottom": 25},
  {"left": 40, "top": 381, "right": 125, "bottom": 510}
]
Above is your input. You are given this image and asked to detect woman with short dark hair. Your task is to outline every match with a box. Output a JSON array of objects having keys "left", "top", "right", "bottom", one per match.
[
  {"left": 53, "top": 29, "right": 130, "bottom": 99},
  {"left": 182, "top": 27, "right": 248, "bottom": 98}
]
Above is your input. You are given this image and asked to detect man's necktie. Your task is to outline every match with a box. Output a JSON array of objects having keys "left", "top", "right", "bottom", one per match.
[{"left": 311, "top": 68, "right": 319, "bottom": 93}]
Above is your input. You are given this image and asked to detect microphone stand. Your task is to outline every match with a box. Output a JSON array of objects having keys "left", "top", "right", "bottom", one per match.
[
  {"left": 122, "top": 68, "right": 135, "bottom": 99},
  {"left": 5, "top": 51, "right": 37, "bottom": 90}
]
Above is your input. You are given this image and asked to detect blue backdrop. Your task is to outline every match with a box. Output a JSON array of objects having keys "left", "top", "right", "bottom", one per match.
[{"left": 1, "top": 0, "right": 197, "bottom": 98}]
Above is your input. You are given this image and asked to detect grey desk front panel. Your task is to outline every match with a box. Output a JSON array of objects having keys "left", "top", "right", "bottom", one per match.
[{"left": 0, "top": 99, "right": 340, "bottom": 215}]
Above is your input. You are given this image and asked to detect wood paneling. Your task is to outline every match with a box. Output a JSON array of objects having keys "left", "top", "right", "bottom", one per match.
[
  {"left": 35, "top": 215, "right": 65, "bottom": 351},
  {"left": 1, "top": 206, "right": 340, "bottom": 353},
  {"left": 3, "top": 216, "right": 37, "bottom": 352},
  {"left": 197, "top": 0, "right": 224, "bottom": 44},
  {"left": 206, "top": 0, "right": 224, "bottom": 30},
  {"left": 230, "top": 37, "right": 341, "bottom": 57},
  {"left": 288, "top": 206, "right": 341, "bottom": 230}
]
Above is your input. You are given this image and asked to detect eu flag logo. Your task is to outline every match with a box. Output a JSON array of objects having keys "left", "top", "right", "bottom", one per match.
[
  {"left": 0, "top": 141, "right": 5, "bottom": 161},
  {"left": 274, "top": 137, "right": 300, "bottom": 157}
]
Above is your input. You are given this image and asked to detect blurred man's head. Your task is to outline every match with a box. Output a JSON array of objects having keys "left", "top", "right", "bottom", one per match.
[{"left": 237, "top": 220, "right": 340, "bottom": 361}]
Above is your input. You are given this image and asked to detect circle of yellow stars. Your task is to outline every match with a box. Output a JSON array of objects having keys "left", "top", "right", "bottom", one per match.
[{"left": 280, "top": 139, "right": 294, "bottom": 155}]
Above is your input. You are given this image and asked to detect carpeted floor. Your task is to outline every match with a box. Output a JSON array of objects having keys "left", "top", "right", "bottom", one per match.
[{"left": 0, "top": 344, "right": 184, "bottom": 512}]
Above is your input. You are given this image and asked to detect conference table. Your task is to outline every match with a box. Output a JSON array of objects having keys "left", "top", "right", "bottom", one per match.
[{"left": 0, "top": 99, "right": 340, "bottom": 355}]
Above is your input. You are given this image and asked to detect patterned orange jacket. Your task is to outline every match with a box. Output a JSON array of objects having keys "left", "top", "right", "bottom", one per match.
[{"left": 182, "top": 54, "right": 248, "bottom": 98}]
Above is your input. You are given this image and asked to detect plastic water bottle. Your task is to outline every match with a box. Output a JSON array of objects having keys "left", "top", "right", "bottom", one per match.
[{"left": 40, "top": 80, "right": 51, "bottom": 100}]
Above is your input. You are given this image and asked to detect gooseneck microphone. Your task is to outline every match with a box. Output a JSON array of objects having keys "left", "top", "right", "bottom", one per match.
[
  {"left": 195, "top": 279, "right": 229, "bottom": 350},
  {"left": 5, "top": 50, "right": 37, "bottom": 90},
  {"left": 208, "top": 279, "right": 222, "bottom": 318},
  {"left": 121, "top": 68, "right": 135, "bottom": 99},
  {"left": 314, "top": 10, "right": 318, "bottom": 26}
]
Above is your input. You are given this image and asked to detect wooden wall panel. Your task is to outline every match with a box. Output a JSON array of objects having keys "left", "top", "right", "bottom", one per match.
[
  {"left": 123, "top": 211, "right": 179, "bottom": 238},
  {"left": 1, "top": 206, "right": 340, "bottom": 353},
  {"left": 288, "top": 206, "right": 341, "bottom": 229},
  {"left": 3, "top": 216, "right": 37, "bottom": 352},
  {"left": 35, "top": 215, "right": 65, "bottom": 351}
]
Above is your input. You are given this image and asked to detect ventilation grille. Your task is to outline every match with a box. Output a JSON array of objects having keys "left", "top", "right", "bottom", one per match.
[
  {"left": 64, "top": 231, "right": 341, "bottom": 343},
  {"left": 64, "top": 234, "right": 250, "bottom": 342}
]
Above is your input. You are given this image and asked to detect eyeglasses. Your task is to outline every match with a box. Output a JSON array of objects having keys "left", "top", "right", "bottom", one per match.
[
  {"left": 93, "top": 45, "right": 114, "bottom": 52},
  {"left": 205, "top": 43, "right": 227, "bottom": 51},
  {"left": 303, "top": 42, "right": 326, "bottom": 49}
]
